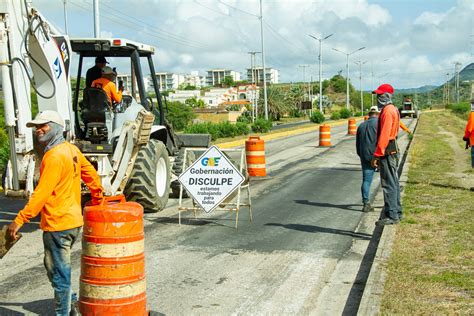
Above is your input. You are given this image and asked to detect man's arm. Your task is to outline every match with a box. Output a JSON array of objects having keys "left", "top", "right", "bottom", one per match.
[
  {"left": 108, "top": 82, "right": 123, "bottom": 103},
  {"left": 13, "top": 157, "right": 62, "bottom": 227},
  {"left": 356, "top": 127, "right": 361, "bottom": 157}
]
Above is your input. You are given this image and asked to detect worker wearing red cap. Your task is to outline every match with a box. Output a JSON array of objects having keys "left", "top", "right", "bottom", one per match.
[{"left": 371, "top": 83, "right": 403, "bottom": 225}]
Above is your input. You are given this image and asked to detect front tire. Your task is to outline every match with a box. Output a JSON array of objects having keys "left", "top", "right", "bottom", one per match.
[{"left": 124, "top": 140, "right": 170, "bottom": 213}]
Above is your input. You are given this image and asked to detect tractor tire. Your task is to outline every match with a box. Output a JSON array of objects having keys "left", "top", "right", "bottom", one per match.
[
  {"left": 124, "top": 140, "right": 170, "bottom": 213},
  {"left": 170, "top": 148, "right": 196, "bottom": 198}
]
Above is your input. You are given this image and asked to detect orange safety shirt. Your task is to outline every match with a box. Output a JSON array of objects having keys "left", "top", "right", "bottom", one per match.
[
  {"left": 464, "top": 112, "right": 474, "bottom": 146},
  {"left": 374, "top": 103, "right": 400, "bottom": 157},
  {"left": 91, "top": 77, "right": 122, "bottom": 104},
  {"left": 14, "top": 142, "right": 103, "bottom": 231}
]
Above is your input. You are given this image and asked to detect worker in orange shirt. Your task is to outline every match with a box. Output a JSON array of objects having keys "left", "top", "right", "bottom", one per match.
[
  {"left": 371, "top": 83, "right": 403, "bottom": 226},
  {"left": 91, "top": 66, "right": 123, "bottom": 106},
  {"left": 7, "top": 110, "right": 103, "bottom": 316},
  {"left": 463, "top": 100, "right": 474, "bottom": 168}
]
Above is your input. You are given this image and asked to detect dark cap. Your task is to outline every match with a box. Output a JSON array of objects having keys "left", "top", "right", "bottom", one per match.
[
  {"left": 95, "top": 56, "right": 109, "bottom": 64},
  {"left": 372, "top": 83, "right": 394, "bottom": 95}
]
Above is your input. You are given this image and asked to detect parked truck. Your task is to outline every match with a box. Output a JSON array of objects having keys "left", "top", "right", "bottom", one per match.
[{"left": 399, "top": 96, "right": 419, "bottom": 118}]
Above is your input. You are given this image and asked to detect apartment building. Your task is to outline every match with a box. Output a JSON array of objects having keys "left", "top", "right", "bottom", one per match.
[
  {"left": 116, "top": 74, "right": 151, "bottom": 93},
  {"left": 206, "top": 69, "right": 241, "bottom": 86},
  {"left": 246, "top": 67, "right": 279, "bottom": 84},
  {"left": 155, "top": 72, "right": 185, "bottom": 91}
]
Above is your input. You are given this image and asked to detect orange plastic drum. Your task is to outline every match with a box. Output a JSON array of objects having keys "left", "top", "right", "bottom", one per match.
[
  {"left": 245, "top": 136, "right": 266, "bottom": 177},
  {"left": 319, "top": 124, "right": 331, "bottom": 147},
  {"left": 79, "top": 195, "right": 147, "bottom": 316},
  {"left": 348, "top": 119, "right": 357, "bottom": 135}
]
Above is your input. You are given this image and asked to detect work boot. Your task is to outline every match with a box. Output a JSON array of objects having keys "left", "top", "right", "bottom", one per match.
[
  {"left": 362, "top": 203, "right": 374, "bottom": 212},
  {"left": 375, "top": 218, "right": 400, "bottom": 226}
]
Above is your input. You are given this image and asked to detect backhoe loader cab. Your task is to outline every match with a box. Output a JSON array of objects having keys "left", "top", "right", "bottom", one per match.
[{"left": 69, "top": 38, "right": 210, "bottom": 212}]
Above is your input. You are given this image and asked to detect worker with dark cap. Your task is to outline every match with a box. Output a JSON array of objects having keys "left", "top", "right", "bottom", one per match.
[
  {"left": 7, "top": 110, "right": 103, "bottom": 315},
  {"left": 356, "top": 105, "right": 380, "bottom": 212},
  {"left": 85, "top": 56, "right": 108, "bottom": 87},
  {"left": 463, "top": 100, "right": 474, "bottom": 168},
  {"left": 371, "top": 83, "right": 403, "bottom": 225}
]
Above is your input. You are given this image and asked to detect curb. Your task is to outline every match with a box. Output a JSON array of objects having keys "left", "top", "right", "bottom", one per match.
[
  {"left": 215, "top": 117, "right": 364, "bottom": 149},
  {"left": 357, "top": 115, "right": 420, "bottom": 315}
]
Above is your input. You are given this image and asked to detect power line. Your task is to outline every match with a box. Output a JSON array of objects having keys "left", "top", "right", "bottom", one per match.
[{"left": 217, "top": 0, "right": 259, "bottom": 18}]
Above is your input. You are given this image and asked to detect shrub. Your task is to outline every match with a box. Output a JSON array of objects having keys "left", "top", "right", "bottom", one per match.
[
  {"left": 447, "top": 102, "right": 470, "bottom": 116},
  {"left": 354, "top": 111, "right": 363, "bottom": 117},
  {"left": 237, "top": 111, "right": 252, "bottom": 124},
  {"left": 0, "top": 129, "right": 9, "bottom": 177},
  {"left": 164, "top": 101, "right": 196, "bottom": 131},
  {"left": 217, "top": 121, "right": 236, "bottom": 138},
  {"left": 235, "top": 122, "right": 250, "bottom": 136},
  {"left": 339, "top": 108, "right": 352, "bottom": 119},
  {"left": 330, "top": 111, "right": 341, "bottom": 120},
  {"left": 251, "top": 118, "right": 272, "bottom": 133},
  {"left": 310, "top": 110, "right": 325, "bottom": 124}
]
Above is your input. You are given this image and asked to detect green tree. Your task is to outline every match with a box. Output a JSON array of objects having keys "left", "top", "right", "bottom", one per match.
[
  {"left": 222, "top": 76, "right": 235, "bottom": 87},
  {"left": 164, "top": 101, "right": 196, "bottom": 131},
  {"left": 185, "top": 96, "right": 206, "bottom": 108}
]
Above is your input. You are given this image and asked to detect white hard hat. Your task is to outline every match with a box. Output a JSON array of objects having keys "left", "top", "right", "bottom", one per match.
[
  {"left": 26, "top": 110, "right": 65, "bottom": 127},
  {"left": 101, "top": 66, "right": 117, "bottom": 75}
]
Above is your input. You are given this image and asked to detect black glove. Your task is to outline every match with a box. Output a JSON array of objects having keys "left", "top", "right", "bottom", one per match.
[{"left": 463, "top": 136, "right": 469, "bottom": 142}]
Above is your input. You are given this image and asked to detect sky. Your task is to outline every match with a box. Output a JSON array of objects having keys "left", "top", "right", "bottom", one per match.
[{"left": 34, "top": 0, "right": 474, "bottom": 90}]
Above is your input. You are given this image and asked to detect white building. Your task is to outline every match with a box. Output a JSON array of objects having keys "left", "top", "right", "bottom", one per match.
[
  {"left": 206, "top": 69, "right": 241, "bottom": 86},
  {"left": 116, "top": 74, "right": 151, "bottom": 93},
  {"left": 246, "top": 67, "right": 279, "bottom": 84},
  {"left": 167, "top": 90, "right": 201, "bottom": 103},
  {"left": 183, "top": 71, "right": 206, "bottom": 88},
  {"left": 155, "top": 72, "right": 185, "bottom": 91}
]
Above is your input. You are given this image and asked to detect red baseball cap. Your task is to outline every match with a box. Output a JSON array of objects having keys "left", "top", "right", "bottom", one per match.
[{"left": 372, "top": 83, "right": 394, "bottom": 95}]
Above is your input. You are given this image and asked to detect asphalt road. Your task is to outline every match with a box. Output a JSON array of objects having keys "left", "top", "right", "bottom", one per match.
[{"left": 0, "top": 118, "right": 415, "bottom": 315}]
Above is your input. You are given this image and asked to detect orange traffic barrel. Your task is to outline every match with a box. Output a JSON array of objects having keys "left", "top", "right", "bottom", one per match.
[
  {"left": 79, "top": 195, "right": 147, "bottom": 316},
  {"left": 319, "top": 124, "right": 331, "bottom": 147},
  {"left": 364, "top": 115, "right": 369, "bottom": 121},
  {"left": 246, "top": 136, "right": 266, "bottom": 176},
  {"left": 348, "top": 119, "right": 357, "bottom": 135}
]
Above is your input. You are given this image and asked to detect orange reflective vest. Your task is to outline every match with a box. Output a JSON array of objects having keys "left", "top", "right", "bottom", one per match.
[
  {"left": 464, "top": 112, "right": 474, "bottom": 146},
  {"left": 91, "top": 77, "right": 122, "bottom": 104},
  {"left": 14, "top": 142, "right": 103, "bottom": 232}
]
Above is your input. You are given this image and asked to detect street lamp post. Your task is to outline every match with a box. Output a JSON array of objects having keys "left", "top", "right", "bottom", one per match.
[
  {"left": 309, "top": 33, "right": 333, "bottom": 113},
  {"left": 355, "top": 60, "right": 367, "bottom": 114},
  {"left": 333, "top": 47, "right": 365, "bottom": 110}
]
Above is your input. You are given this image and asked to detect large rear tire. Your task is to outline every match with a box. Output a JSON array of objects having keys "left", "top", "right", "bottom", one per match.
[{"left": 124, "top": 140, "right": 170, "bottom": 213}]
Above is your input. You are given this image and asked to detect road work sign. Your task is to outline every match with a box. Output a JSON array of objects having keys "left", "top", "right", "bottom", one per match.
[{"left": 178, "top": 146, "right": 245, "bottom": 213}]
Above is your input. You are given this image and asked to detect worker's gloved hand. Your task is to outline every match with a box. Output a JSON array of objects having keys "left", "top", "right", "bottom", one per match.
[
  {"left": 463, "top": 137, "right": 469, "bottom": 142},
  {"left": 371, "top": 157, "right": 379, "bottom": 169},
  {"left": 7, "top": 222, "right": 20, "bottom": 241}
]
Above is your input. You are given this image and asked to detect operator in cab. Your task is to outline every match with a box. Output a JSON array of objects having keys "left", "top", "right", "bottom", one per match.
[
  {"left": 7, "top": 110, "right": 103, "bottom": 315},
  {"left": 91, "top": 66, "right": 124, "bottom": 106},
  {"left": 85, "top": 56, "right": 108, "bottom": 87}
]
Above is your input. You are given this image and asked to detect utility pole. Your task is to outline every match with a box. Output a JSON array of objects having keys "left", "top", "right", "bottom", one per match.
[
  {"left": 355, "top": 60, "right": 367, "bottom": 114},
  {"left": 333, "top": 47, "right": 365, "bottom": 110},
  {"left": 93, "top": 0, "right": 100, "bottom": 38},
  {"left": 259, "top": 0, "right": 268, "bottom": 120},
  {"left": 454, "top": 62, "right": 461, "bottom": 103},
  {"left": 309, "top": 34, "right": 333, "bottom": 113},
  {"left": 299, "top": 64, "right": 310, "bottom": 99},
  {"left": 248, "top": 51, "right": 260, "bottom": 121},
  {"left": 63, "top": 0, "right": 68, "bottom": 34},
  {"left": 446, "top": 73, "right": 450, "bottom": 105}
]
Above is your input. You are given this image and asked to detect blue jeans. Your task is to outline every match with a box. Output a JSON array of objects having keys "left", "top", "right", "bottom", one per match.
[
  {"left": 361, "top": 161, "right": 376, "bottom": 204},
  {"left": 43, "top": 227, "right": 80, "bottom": 316}
]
